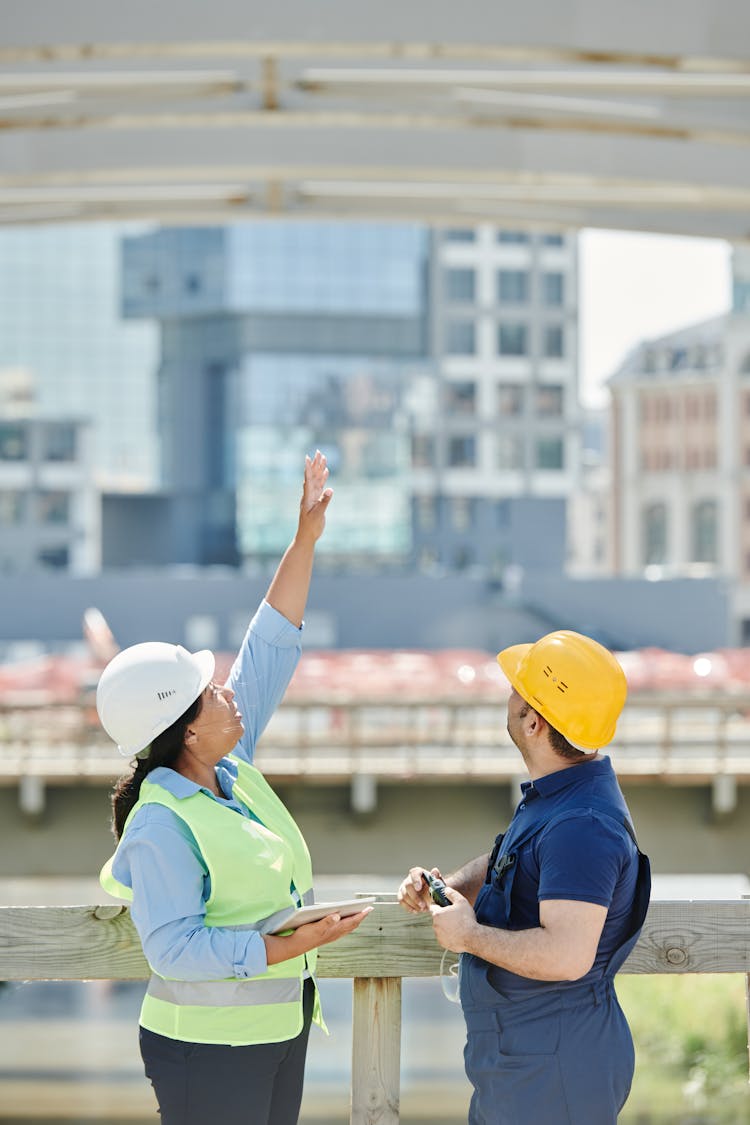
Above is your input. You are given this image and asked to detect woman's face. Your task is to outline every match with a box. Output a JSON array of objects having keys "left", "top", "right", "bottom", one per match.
[{"left": 187, "top": 681, "right": 244, "bottom": 760}]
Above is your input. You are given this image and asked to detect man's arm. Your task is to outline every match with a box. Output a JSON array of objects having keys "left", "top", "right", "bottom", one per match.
[
  {"left": 431, "top": 890, "right": 608, "bottom": 981},
  {"left": 445, "top": 855, "right": 489, "bottom": 906}
]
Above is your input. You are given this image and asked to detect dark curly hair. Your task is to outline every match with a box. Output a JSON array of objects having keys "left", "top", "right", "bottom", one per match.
[{"left": 110, "top": 693, "right": 203, "bottom": 840}]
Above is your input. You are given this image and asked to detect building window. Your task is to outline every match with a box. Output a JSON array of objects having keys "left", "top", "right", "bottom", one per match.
[
  {"left": 37, "top": 546, "right": 69, "bottom": 570},
  {"left": 447, "top": 435, "right": 476, "bottom": 468},
  {"left": 450, "top": 497, "right": 475, "bottom": 532},
  {"left": 445, "top": 268, "right": 476, "bottom": 303},
  {"left": 411, "top": 434, "right": 435, "bottom": 468},
  {"left": 444, "top": 228, "right": 476, "bottom": 242},
  {"left": 445, "top": 320, "right": 476, "bottom": 355},
  {"left": 498, "top": 324, "right": 528, "bottom": 356},
  {"left": 0, "top": 423, "right": 27, "bottom": 461},
  {"left": 542, "top": 234, "right": 564, "bottom": 246},
  {"left": 43, "top": 423, "right": 77, "bottom": 462},
  {"left": 643, "top": 502, "right": 667, "bottom": 565},
  {"left": 535, "top": 385, "right": 564, "bottom": 416},
  {"left": 497, "top": 384, "right": 524, "bottom": 416},
  {"left": 497, "top": 436, "right": 524, "bottom": 470},
  {"left": 415, "top": 496, "right": 437, "bottom": 530},
  {"left": 535, "top": 437, "right": 564, "bottom": 470},
  {"left": 37, "top": 490, "right": 70, "bottom": 525},
  {"left": 418, "top": 546, "right": 440, "bottom": 569},
  {"left": 691, "top": 500, "right": 718, "bottom": 564},
  {"left": 497, "top": 231, "right": 530, "bottom": 243},
  {"left": 453, "top": 545, "right": 474, "bottom": 570},
  {"left": 444, "top": 381, "right": 476, "bottom": 414},
  {"left": 543, "top": 325, "right": 565, "bottom": 358},
  {"left": 497, "top": 270, "right": 529, "bottom": 304},
  {"left": 542, "top": 273, "right": 565, "bottom": 306},
  {"left": 0, "top": 490, "right": 25, "bottom": 524}
]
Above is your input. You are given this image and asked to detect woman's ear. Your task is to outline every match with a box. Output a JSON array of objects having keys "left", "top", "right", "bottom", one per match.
[{"left": 183, "top": 724, "right": 198, "bottom": 748}]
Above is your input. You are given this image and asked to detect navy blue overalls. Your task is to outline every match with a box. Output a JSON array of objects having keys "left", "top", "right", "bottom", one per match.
[{"left": 459, "top": 768, "right": 651, "bottom": 1125}]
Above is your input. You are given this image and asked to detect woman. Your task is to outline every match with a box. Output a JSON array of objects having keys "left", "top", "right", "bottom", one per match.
[{"left": 96, "top": 452, "right": 370, "bottom": 1125}]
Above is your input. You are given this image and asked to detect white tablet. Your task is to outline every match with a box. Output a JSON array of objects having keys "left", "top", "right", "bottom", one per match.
[{"left": 269, "top": 897, "right": 376, "bottom": 933}]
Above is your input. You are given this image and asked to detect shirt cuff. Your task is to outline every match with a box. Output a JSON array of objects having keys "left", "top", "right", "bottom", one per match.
[
  {"left": 232, "top": 930, "right": 269, "bottom": 978},
  {"left": 248, "top": 599, "right": 304, "bottom": 648}
]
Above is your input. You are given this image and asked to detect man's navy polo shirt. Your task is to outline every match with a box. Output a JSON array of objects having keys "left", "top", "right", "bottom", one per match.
[{"left": 484, "top": 756, "right": 641, "bottom": 993}]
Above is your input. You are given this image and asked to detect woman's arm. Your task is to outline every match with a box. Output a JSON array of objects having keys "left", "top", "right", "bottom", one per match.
[
  {"left": 226, "top": 452, "right": 332, "bottom": 758},
  {"left": 265, "top": 451, "right": 332, "bottom": 628}
]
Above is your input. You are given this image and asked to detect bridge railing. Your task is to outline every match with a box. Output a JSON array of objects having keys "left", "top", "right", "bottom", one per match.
[
  {"left": 2, "top": 693, "right": 750, "bottom": 785},
  {"left": 1, "top": 898, "right": 749, "bottom": 1124}
]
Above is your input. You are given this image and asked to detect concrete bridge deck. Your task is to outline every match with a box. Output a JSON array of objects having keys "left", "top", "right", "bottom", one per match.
[{"left": 2, "top": 694, "right": 750, "bottom": 787}]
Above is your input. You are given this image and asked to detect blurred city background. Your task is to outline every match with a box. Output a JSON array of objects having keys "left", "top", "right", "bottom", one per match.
[{"left": 1, "top": 3, "right": 749, "bottom": 1122}]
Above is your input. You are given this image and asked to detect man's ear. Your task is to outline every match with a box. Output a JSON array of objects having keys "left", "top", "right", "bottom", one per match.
[
  {"left": 183, "top": 724, "right": 198, "bottom": 747},
  {"left": 525, "top": 708, "right": 546, "bottom": 739}
]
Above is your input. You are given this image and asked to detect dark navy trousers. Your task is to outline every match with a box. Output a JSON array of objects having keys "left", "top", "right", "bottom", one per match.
[
  {"left": 461, "top": 974, "right": 634, "bottom": 1125},
  {"left": 139, "top": 976, "right": 315, "bottom": 1125}
]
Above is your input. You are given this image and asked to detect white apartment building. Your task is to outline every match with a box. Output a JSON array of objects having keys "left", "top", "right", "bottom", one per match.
[
  {"left": 410, "top": 225, "right": 580, "bottom": 575},
  {"left": 0, "top": 416, "right": 100, "bottom": 574}
]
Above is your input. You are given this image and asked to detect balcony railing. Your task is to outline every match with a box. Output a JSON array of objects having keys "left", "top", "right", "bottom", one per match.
[{"left": 1, "top": 693, "right": 750, "bottom": 784}]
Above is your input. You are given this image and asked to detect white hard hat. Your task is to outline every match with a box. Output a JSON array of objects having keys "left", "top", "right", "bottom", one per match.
[{"left": 96, "top": 642, "right": 215, "bottom": 758}]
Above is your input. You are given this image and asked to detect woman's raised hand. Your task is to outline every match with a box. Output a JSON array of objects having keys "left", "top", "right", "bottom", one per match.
[{"left": 298, "top": 450, "right": 333, "bottom": 543}]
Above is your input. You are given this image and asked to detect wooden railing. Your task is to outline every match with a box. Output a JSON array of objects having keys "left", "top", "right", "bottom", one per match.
[
  {"left": 2, "top": 693, "right": 750, "bottom": 785},
  {"left": 1, "top": 898, "right": 749, "bottom": 1123}
]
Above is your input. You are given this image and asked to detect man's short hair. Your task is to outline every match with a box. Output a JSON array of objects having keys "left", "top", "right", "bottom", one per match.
[{"left": 519, "top": 700, "right": 585, "bottom": 760}]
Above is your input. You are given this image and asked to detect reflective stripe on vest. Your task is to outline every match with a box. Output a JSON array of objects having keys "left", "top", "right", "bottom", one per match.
[{"left": 147, "top": 974, "right": 301, "bottom": 1007}]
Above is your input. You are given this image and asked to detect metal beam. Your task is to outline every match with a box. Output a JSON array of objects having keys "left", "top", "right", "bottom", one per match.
[{"left": 0, "top": 5, "right": 749, "bottom": 238}]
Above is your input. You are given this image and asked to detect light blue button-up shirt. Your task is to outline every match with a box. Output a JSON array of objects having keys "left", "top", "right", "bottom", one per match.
[{"left": 110, "top": 600, "right": 303, "bottom": 981}]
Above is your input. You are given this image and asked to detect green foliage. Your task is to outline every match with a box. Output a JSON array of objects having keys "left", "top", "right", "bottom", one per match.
[{"left": 617, "top": 975, "right": 750, "bottom": 1124}]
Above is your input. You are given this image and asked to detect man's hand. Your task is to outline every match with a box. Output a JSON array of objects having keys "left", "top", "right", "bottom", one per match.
[
  {"left": 298, "top": 450, "right": 333, "bottom": 543},
  {"left": 397, "top": 866, "right": 443, "bottom": 913},
  {"left": 429, "top": 886, "right": 478, "bottom": 952}
]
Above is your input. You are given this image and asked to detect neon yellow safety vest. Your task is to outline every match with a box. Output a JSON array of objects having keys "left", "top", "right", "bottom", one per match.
[{"left": 100, "top": 755, "right": 323, "bottom": 1046}]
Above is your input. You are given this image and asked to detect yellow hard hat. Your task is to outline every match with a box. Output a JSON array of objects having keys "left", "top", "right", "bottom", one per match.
[{"left": 497, "top": 630, "right": 627, "bottom": 750}]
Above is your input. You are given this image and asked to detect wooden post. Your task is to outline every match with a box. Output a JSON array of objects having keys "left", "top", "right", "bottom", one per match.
[
  {"left": 744, "top": 894, "right": 750, "bottom": 1081},
  {"left": 351, "top": 977, "right": 402, "bottom": 1125}
]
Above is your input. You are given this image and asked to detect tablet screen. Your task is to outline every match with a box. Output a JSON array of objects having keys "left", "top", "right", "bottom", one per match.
[{"left": 269, "top": 897, "right": 376, "bottom": 933}]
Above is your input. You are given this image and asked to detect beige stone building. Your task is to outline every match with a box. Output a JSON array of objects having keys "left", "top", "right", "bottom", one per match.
[{"left": 609, "top": 251, "right": 750, "bottom": 641}]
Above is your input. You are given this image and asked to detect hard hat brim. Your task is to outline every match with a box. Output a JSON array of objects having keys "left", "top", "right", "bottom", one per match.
[{"left": 496, "top": 644, "right": 533, "bottom": 700}]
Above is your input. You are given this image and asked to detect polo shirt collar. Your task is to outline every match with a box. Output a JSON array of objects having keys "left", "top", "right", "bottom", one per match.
[{"left": 521, "top": 754, "right": 613, "bottom": 800}]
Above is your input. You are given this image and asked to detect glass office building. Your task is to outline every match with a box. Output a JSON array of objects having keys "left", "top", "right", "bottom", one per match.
[
  {"left": 120, "top": 222, "right": 429, "bottom": 565},
  {"left": 0, "top": 224, "right": 159, "bottom": 488},
  {"left": 235, "top": 354, "right": 414, "bottom": 559}
]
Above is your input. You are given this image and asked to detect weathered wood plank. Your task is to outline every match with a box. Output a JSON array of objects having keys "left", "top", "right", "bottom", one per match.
[
  {"left": 0, "top": 901, "right": 748, "bottom": 981},
  {"left": 0, "top": 904, "right": 148, "bottom": 980},
  {"left": 351, "top": 978, "right": 401, "bottom": 1125},
  {"left": 623, "top": 900, "right": 750, "bottom": 975}
]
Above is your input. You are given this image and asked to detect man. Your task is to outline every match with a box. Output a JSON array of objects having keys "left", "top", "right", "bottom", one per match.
[{"left": 398, "top": 630, "right": 650, "bottom": 1124}]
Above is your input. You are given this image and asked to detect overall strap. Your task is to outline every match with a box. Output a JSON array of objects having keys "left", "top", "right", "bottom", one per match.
[{"left": 485, "top": 801, "right": 642, "bottom": 926}]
